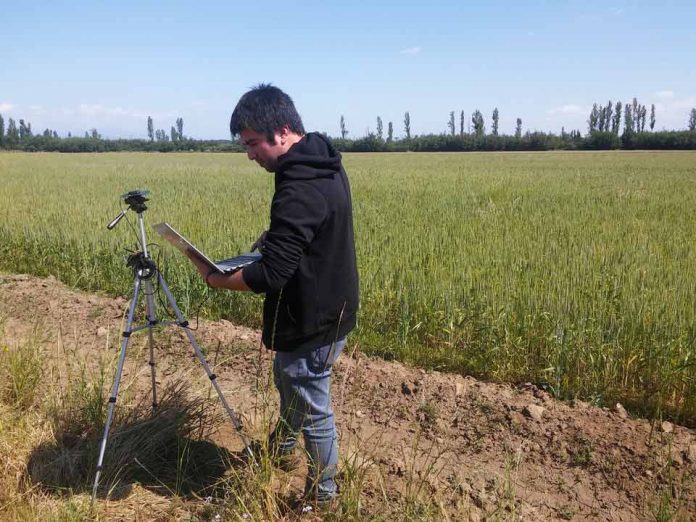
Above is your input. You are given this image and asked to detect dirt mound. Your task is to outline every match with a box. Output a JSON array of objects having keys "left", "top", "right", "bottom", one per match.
[{"left": 1, "top": 274, "right": 694, "bottom": 520}]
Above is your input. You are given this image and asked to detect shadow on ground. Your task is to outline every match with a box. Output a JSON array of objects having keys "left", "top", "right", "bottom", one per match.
[{"left": 26, "top": 381, "right": 241, "bottom": 499}]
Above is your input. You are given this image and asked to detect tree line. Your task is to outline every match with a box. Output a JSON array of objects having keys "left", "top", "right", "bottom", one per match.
[
  {"left": 1, "top": 104, "right": 695, "bottom": 153},
  {"left": 0, "top": 114, "right": 240, "bottom": 152},
  {"left": 334, "top": 102, "right": 696, "bottom": 152}
]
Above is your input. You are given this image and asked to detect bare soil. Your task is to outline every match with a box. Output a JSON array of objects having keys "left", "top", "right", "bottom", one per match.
[{"left": 1, "top": 274, "right": 695, "bottom": 521}]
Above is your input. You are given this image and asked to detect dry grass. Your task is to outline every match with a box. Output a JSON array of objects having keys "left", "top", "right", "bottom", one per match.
[
  {"left": 2, "top": 312, "right": 692, "bottom": 520},
  {"left": 0, "top": 322, "right": 233, "bottom": 520},
  {"left": 0, "top": 330, "right": 43, "bottom": 410},
  {"left": 0, "top": 318, "right": 467, "bottom": 521},
  {"left": 29, "top": 379, "right": 228, "bottom": 498}
]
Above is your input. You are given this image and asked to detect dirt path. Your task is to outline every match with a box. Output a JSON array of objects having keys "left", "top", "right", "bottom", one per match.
[{"left": 1, "top": 274, "right": 694, "bottom": 521}]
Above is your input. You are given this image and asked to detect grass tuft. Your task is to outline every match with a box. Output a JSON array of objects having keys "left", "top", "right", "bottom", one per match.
[
  {"left": 0, "top": 337, "right": 43, "bottom": 411},
  {"left": 29, "top": 379, "right": 228, "bottom": 498}
]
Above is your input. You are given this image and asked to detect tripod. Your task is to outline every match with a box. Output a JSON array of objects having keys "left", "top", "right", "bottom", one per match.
[{"left": 93, "top": 191, "right": 251, "bottom": 501}]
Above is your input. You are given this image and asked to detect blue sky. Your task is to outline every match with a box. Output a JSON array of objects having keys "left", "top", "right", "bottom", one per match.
[{"left": 2, "top": 1, "right": 694, "bottom": 139}]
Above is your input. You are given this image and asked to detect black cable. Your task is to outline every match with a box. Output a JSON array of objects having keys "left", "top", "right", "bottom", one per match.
[
  {"left": 149, "top": 243, "right": 177, "bottom": 321},
  {"left": 188, "top": 285, "right": 212, "bottom": 331},
  {"left": 122, "top": 210, "right": 141, "bottom": 252},
  {"left": 109, "top": 198, "right": 211, "bottom": 331},
  {"left": 149, "top": 241, "right": 211, "bottom": 330}
]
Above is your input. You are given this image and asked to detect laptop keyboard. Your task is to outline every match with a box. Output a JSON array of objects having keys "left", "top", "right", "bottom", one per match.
[{"left": 216, "top": 253, "right": 262, "bottom": 271}]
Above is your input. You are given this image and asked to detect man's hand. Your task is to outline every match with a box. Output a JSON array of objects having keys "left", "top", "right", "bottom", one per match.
[
  {"left": 188, "top": 247, "right": 252, "bottom": 292},
  {"left": 192, "top": 261, "right": 251, "bottom": 292}
]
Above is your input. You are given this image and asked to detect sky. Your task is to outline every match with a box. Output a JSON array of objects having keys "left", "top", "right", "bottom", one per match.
[{"left": 1, "top": 1, "right": 695, "bottom": 140}]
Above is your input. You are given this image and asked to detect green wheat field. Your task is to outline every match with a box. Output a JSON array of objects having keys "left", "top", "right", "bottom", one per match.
[{"left": 1, "top": 151, "right": 695, "bottom": 423}]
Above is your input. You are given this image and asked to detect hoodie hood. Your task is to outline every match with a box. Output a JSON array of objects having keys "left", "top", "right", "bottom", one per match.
[{"left": 275, "top": 132, "right": 342, "bottom": 182}]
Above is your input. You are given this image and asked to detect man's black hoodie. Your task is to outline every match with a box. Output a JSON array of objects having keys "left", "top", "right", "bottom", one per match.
[{"left": 242, "top": 132, "right": 359, "bottom": 351}]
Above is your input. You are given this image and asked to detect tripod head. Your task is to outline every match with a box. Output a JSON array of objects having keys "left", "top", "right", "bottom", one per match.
[
  {"left": 123, "top": 190, "right": 149, "bottom": 213},
  {"left": 107, "top": 189, "right": 150, "bottom": 230},
  {"left": 107, "top": 189, "right": 156, "bottom": 277}
]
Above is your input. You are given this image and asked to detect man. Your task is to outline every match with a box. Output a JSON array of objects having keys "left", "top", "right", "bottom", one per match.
[{"left": 197, "top": 84, "right": 359, "bottom": 504}]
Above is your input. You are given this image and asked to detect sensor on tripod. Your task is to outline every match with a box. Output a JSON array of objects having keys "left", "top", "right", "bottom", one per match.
[
  {"left": 94, "top": 190, "right": 252, "bottom": 502},
  {"left": 106, "top": 190, "right": 150, "bottom": 230}
]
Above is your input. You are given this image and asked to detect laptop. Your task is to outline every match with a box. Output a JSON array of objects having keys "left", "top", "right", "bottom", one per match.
[{"left": 153, "top": 222, "right": 262, "bottom": 274}]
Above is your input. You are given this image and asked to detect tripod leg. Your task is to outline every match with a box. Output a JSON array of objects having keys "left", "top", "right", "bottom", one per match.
[
  {"left": 143, "top": 278, "right": 158, "bottom": 410},
  {"left": 156, "top": 272, "right": 253, "bottom": 457},
  {"left": 92, "top": 277, "right": 142, "bottom": 502}
]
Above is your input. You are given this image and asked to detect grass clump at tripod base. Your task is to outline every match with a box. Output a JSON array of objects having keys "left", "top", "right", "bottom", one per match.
[{"left": 29, "top": 379, "right": 229, "bottom": 499}]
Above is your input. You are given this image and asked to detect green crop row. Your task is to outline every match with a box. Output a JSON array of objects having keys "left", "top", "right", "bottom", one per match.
[{"left": 1, "top": 151, "right": 695, "bottom": 424}]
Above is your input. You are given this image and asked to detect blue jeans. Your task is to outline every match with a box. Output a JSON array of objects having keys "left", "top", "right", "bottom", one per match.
[{"left": 269, "top": 337, "right": 346, "bottom": 501}]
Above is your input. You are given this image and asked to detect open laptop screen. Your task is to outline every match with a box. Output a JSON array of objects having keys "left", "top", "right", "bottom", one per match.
[{"left": 153, "top": 222, "right": 261, "bottom": 274}]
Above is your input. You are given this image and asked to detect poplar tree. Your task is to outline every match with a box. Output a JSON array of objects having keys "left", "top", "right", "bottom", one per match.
[
  {"left": 612, "top": 101, "right": 622, "bottom": 134},
  {"left": 604, "top": 101, "right": 613, "bottom": 132},
  {"left": 387, "top": 121, "right": 393, "bottom": 142},
  {"left": 147, "top": 116, "right": 154, "bottom": 141},
  {"left": 376, "top": 116, "right": 383, "bottom": 139},
  {"left": 459, "top": 110, "right": 465, "bottom": 136},
  {"left": 19, "top": 119, "right": 29, "bottom": 140},
  {"left": 176, "top": 117, "right": 184, "bottom": 140},
  {"left": 7, "top": 118, "right": 18, "bottom": 147},
  {"left": 515, "top": 118, "right": 522, "bottom": 138},
  {"left": 623, "top": 104, "right": 634, "bottom": 135},
  {"left": 404, "top": 112, "right": 411, "bottom": 140},
  {"left": 170, "top": 126, "right": 178, "bottom": 142},
  {"left": 471, "top": 110, "right": 485, "bottom": 136},
  {"left": 650, "top": 104, "right": 656, "bottom": 131},
  {"left": 340, "top": 115, "right": 348, "bottom": 139},
  {"left": 640, "top": 105, "right": 648, "bottom": 132},
  {"left": 588, "top": 104, "right": 599, "bottom": 133},
  {"left": 492, "top": 108, "right": 499, "bottom": 136},
  {"left": 448, "top": 111, "right": 455, "bottom": 136},
  {"left": 689, "top": 108, "right": 696, "bottom": 132}
]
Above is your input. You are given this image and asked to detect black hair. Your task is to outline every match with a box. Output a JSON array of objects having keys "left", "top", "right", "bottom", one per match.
[{"left": 229, "top": 83, "right": 305, "bottom": 143}]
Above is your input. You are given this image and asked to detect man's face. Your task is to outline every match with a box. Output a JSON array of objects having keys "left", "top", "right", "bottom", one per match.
[{"left": 240, "top": 128, "right": 285, "bottom": 172}]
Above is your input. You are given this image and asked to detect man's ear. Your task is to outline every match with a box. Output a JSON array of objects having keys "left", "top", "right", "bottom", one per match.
[{"left": 278, "top": 125, "right": 291, "bottom": 145}]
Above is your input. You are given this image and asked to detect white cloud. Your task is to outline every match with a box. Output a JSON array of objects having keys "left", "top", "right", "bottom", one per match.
[
  {"left": 547, "top": 104, "right": 585, "bottom": 116},
  {"left": 0, "top": 102, "right": 14, "bottom": 112},
  {"left": 669, "top": 95, "right": 696, "bottom": 109},
  {"left": 77, "top": 103, "right": 149, "bottom": 119},
  {"left": 399, "top": 46, "right": 421, "bottom": 55},
  {"left": 650, "top": 94, "right": 696, "bottom": 130}
]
